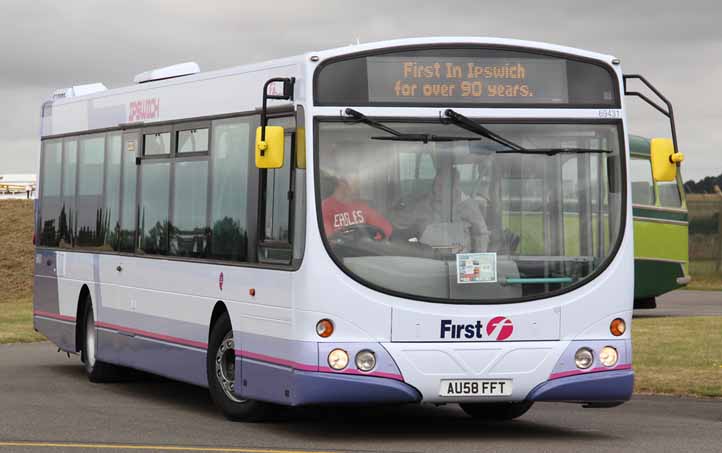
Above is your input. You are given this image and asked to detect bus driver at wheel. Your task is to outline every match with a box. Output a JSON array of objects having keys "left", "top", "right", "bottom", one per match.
[{"left": 322, "top": 175, "right": 393, "bottom": 241}]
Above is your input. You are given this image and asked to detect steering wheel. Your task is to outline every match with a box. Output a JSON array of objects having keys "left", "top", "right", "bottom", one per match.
[{"left": 329, "top": 223, "right": 387, "bottom": 243}]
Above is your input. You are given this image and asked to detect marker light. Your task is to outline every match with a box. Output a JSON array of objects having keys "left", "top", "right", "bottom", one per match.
[
  {"left": 575, "top": 347, "right": 594, "bottom": 370},
  {"left": 355, "top": 350, "right": 376, "bottom": 372},
  {"left": 316, "top": 319, "right": 334, "bottom": 338},
  {"left": 599, "top": 346, "right": 619, "bottom": 367},
  {"left": 327, "top": 349, "right": 349, "bottom": 370},
  {"left": 610, "top": 318, "right": 626, "bottom": 337}
]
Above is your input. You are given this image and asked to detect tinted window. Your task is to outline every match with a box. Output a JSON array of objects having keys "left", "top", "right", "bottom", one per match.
[
  {"left": 177, "top": 128, "right": 209, "bottom": 153},
  {"left": 658, "top": 181, "right": 682, "bottom": 208},
  {"left": 144, "top": 132, "right": 171, "bottom": 155},
  {"left": 59, "top": 140, "right": 77, "bottom": 247},
  {"left": 264, "top": 137, "right": 292, "bottom": 242},
  {"left": 104, "top": 133, "right": 122, "bottom": 249},
  {"left": 39, "top": 140, "right": 62, "bottom": 246},
  {"left": 171, "top": 160, "right": 208, "bottom": 257},
  {"left": 208, "top": 117, "right": 254, "bottom": 261},
  {"left": 76, "top": 135, "right": 105, "bottom": 247},
  {"left": 139, "top": 162, "right": 170, "bottom": 254},
  {"left": 119, "top": 133, "right": 138, "bottom": 252},
  {"left": 630, "top": 158, "right": 655, "bottom": 205}
]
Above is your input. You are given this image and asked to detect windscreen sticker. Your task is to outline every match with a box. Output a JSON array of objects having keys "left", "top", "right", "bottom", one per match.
[{"left": 456, "top": 252, "right": 497, "bottom": 284}]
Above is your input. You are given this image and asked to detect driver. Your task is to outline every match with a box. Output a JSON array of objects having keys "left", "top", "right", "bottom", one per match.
[{"left": 322, "top": 175, "right": 393, "bottom": 240}]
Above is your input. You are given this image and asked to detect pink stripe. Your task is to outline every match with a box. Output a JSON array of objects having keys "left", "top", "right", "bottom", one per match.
[
  {"left": 235, "top": 349, "right": 318, "bottom": 372},
  {"left": 33, "top": 310, "right": 76, "bottom": 322},
  {"left": 318, "top": 366, "right": 404, "bottom": 381},
  {"left": 549, "top": 363, "right": 632, "bottom": 380},
  {"left": 96, "top": 321, "right": 208, "bottom": 350}
]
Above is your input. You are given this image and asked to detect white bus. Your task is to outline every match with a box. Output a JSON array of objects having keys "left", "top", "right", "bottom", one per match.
[{"left": 34, "top": 37, "right": 684, "bottom": 421}]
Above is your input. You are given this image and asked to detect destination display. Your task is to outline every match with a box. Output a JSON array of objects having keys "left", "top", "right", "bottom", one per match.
[
  {"left": 314, "top": 47, "right": 618, "bottom": 107},
  {"left": 367, "top": 56, "right": 568, "bottom": 104}
]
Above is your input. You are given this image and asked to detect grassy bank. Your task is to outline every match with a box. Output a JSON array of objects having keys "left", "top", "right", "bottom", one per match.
[
  {"left": 633, "top": 316, "right": 722, "bottom": 397},
  {"left": 0, "top": 199, "right": 42, "bottom": 343}
]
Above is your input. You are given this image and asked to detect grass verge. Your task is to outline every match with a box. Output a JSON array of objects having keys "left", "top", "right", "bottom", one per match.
[
  {"left": 0, "top": 297, "right": 45, "bottom": 344},
  {"left": 633, "top": 316, "right": 722, "bottom": 398}
]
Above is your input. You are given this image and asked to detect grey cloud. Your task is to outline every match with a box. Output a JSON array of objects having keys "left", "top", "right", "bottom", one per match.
[{"left": 1, "top": 0, "right": 721, "bottom": 180}]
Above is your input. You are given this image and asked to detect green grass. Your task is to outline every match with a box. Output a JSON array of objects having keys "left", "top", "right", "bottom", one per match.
[
  {"left": 633, "top": 316, "right": 722, "bottom": 398},
  {"left": 0, "top": 297, "right": 45, "bottom": 344},
  {"left": 686, "top": 260, "right": 722, "bottom": 290}
]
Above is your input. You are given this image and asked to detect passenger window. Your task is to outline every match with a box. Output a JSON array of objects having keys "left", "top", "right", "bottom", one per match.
[
  {"left": 144, "top": 132, "right": 171, "bottom": 155},
  {"left": 139, "top": 162, "right": 171, "bottom": 254},
  {"left": 630, "top": 158, "right": 654, "bottom": 205},
  {"left": 104, "top": 133, "right": 122, "bottom": 249},
  {"left": 59, "top": 139, "right": 77, "bottom": 247},
  {"left": 209, "top": 117, "right": 253, "bottom": 261},
  {"left": 76, "top": 135, "right": 105, "bottom": 248},
  {"left": 177, "top": 128, "right": 209, "bottom": 153},
  {"left": 171, "top": 160, "right": 208, "bottom": 257},
  {"left": 658, "top": 180, "right": 682, "bottom": 208},
  {"left": 119, "top": 133, "right": 139, "bottom": 252},
  {"left": 39, "top": 140, "right": 63, "bottom": 247}
]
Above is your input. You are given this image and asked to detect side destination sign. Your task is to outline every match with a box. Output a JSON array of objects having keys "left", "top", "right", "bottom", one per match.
[{"left": 367, "top": 56, "right": 568, "bottom": 104}]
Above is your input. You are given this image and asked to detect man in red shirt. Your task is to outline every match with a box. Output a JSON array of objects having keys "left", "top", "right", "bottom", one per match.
[{"left": 322, "top": 176, "right": 393, "bottom": 240}]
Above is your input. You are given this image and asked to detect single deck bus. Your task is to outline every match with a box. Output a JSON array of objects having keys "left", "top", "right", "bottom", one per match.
[
  {"left": 629, "top": 135, "right": 689, "bottom": 308},
  {"left": 34, "top": 37, "right": 685, "bottom": 421}
]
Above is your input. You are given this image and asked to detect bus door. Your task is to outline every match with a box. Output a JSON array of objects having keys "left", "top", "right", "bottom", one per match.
[{"left": 257, "top": 116, "right": 296, "bottom": 265}]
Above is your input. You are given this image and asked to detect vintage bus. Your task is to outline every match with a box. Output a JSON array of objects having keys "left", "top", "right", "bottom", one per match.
[
  {"left": 630, "top": 135, "right": 689, "bottom": 308},
  {"left": 34, "top": 37, "right": 684, "bottom": 421}
]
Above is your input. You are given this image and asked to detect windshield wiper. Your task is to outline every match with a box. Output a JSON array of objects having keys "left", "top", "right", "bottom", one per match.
[
  {"left": 344, "top": 108, "right": 480, "bottom": 143},
  {"left": 443, "top": 109, "right": 613, "bottom": 155},
  {"left": 444, "top": 109, "right": 524, "bottom": 150},
  {"left": 496, "top": 147, "right": 613, "bottom": 156}
]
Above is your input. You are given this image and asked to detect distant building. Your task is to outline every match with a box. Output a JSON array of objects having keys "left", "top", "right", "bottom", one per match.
[{"left": 0, "top": 174, "right": 37, "bottom": 199}]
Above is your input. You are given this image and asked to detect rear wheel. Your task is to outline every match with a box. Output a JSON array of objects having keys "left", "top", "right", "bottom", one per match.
[
  {"left": 207, "top": 312, "right": 273, "bottom": 421},
  {"left": 81, "top": 299, "right": 124, "bottom": 382},
  {"left": 459, "top": 401, "right": 533, "bottom": 421}
]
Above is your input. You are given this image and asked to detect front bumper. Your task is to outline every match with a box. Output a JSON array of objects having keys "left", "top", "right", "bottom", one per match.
[{"left": 528, "top": 368, "right": 634, "bottom": 402}]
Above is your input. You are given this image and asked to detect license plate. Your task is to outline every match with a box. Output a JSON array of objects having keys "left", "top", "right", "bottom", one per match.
[{"left": 439, "top": 379, "right": 512, "bottom": 397}]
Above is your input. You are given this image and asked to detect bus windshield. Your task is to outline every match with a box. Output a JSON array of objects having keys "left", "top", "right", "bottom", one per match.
[{"left": 317, "top": 119, "right": 624, "bottom": 303}]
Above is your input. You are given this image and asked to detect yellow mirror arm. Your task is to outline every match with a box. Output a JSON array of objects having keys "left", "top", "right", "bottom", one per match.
[
  {"left": 670, "top": 152, "right": 684, "bottom": 164},
  {"left": 257, "top": 141, "right": 268, "bottom": 156}
]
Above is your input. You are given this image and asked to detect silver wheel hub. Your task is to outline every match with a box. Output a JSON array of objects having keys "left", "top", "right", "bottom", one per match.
[{"left": 215, "top": 332, "right": 244, "bottom": 403}]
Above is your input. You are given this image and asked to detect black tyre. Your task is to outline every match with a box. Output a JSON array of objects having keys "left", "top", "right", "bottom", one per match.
[
  {"left": 459, "top": 401, "right": 533, "bottom": 421},
  {"left": 81, "top": 298, "right": 124, "bottom": 382},
  {"left": 207, "top": 312, "right": 273, "bottom": 421}
]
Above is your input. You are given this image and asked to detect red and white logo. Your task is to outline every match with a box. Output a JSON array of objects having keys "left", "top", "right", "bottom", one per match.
[
  {"left": 486, "top": 316, "right": 514, "bottom": 341},
  {"left": 219, "top": 272, "right": 224, "bottom": 291},
  {"left": 128, "top": 98, "right": 160, "bottom": 122}
]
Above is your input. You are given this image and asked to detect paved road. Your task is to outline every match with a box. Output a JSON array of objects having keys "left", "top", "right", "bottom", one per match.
[
  {"left": 634, "top": 289, "right": 722, "bottom": 318},
  {"left": 0, "top": 343, "right": 720, "bottom": 453}
]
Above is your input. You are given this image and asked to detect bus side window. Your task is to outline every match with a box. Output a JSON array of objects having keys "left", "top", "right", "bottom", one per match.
[
  {"left": 630, "top": 157, "right": 655, "bottom": 206},
  {"left": 657, "top": 180, "right": 682, "bottom": 208}
]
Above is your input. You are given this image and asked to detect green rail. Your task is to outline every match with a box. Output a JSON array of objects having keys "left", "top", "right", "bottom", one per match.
[{"left": 505, "top": 277, "right": 573, "bottom": 284}]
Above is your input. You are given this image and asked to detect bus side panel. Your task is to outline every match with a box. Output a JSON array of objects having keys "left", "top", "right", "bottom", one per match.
[{"left": 33, "top": 249, "right": 75, "bottom": 352}]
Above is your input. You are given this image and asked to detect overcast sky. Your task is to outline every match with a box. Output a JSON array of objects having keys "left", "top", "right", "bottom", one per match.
[{"left": 2, "top": 0, "right": 720, "bottom": 180}]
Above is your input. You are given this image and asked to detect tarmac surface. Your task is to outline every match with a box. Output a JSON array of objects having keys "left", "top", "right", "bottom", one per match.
[
  {"left": 633, "top": 289, "right": 722, "bottom": 317},
  {"left": 0, "top": 341, "right": 720, "bottom": 453}
]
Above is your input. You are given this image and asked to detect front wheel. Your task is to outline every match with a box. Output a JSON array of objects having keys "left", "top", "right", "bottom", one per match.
[
  {"left": 207, "top": 312, "right": 274, "bottom": 421},
  {"left": 459, "top": 401, "right": 533, "bottom": 421}
]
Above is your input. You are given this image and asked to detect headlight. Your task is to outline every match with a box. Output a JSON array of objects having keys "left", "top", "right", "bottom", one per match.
[
  {"left": 327, "top": 348, "right": 349, "bottom": 370},
  {"left": 575, "top": 347, "right": 594, "bottom": 369},
  {"left": 599, "top": 346, "right": 619, "bottom": 367},
  {"left": 355, "top": 350, "right": 376, "bottom": 372}
]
